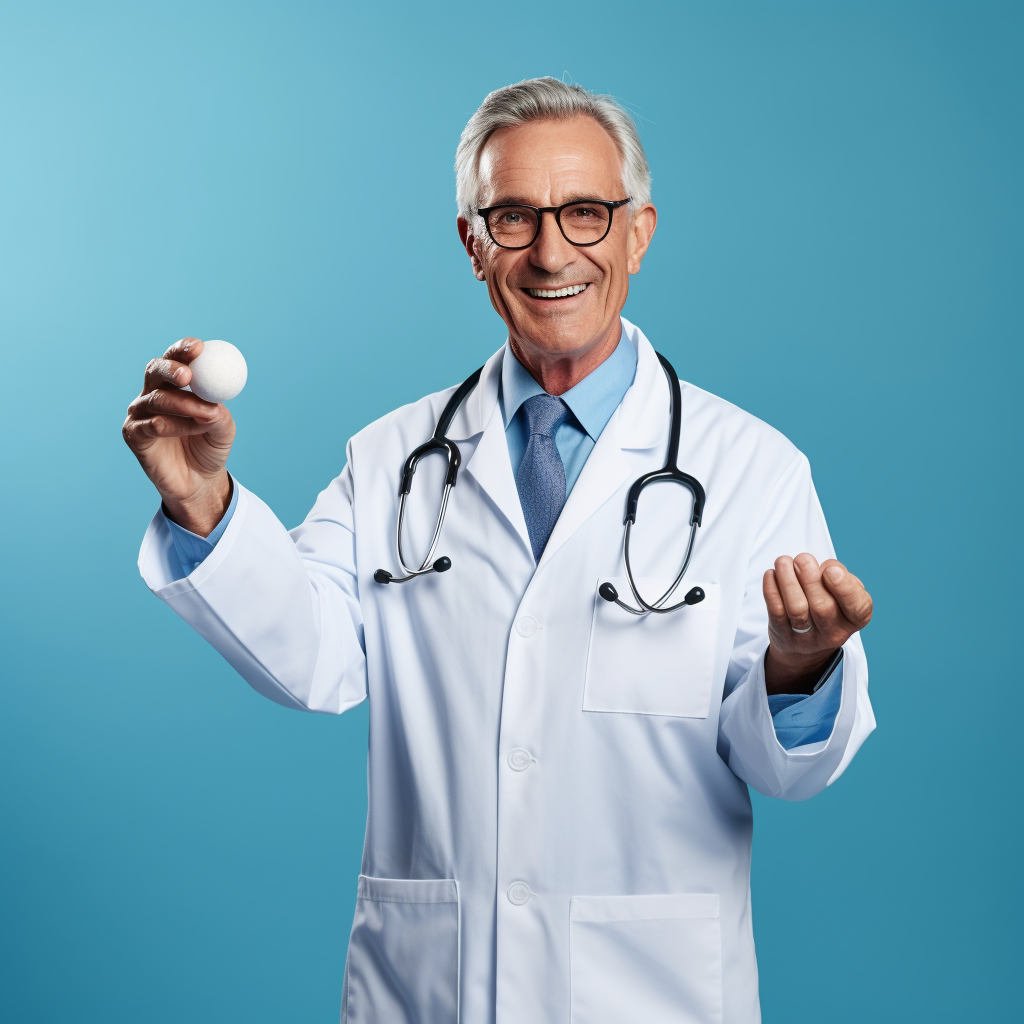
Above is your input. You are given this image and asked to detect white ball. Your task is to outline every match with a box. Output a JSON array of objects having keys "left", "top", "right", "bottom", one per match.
[{"left": 188, "top": 339, "right": 248, "bottom": 403}]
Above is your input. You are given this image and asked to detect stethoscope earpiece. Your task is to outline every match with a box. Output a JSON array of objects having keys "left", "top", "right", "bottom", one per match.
[
  {"left": 600, "top": 582, "right": 705, "bottom": 613},
  {"left": 375, "top": 556, "right": 452, "bottom": 586}
]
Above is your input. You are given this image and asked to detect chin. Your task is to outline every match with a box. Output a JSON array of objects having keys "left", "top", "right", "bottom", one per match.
[{"left": 515, "top": 317, "right": 606, "bottom": 356}]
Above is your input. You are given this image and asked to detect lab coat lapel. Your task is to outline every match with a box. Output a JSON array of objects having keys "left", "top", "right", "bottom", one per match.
[
  {"left": 452, "top": 347, "right": 533, "bottom": 556},
  {"left": 538, "top": 330, "right": 668, "bottom": 568}
]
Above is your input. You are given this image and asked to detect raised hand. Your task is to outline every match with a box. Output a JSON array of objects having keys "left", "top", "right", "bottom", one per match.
[
  {"left": 122, "top": 338, "right": 235, "bottom": 536},
  {"left": 762, "top": 553, "right": 873, "bottom": 695}
]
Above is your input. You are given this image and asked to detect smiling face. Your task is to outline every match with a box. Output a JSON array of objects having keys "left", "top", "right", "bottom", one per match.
[{"left": 457, "top": 116, "right": 656, "bottom": 393}]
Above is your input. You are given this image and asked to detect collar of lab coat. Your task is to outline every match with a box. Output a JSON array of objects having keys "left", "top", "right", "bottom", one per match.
[{"left": 446, "top": 317, "right": 671, "bottom": 564}]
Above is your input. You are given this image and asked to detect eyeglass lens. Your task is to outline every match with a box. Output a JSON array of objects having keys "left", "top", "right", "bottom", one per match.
[{"left": 487, "top": 202, "right": 613, "bottom": 247}]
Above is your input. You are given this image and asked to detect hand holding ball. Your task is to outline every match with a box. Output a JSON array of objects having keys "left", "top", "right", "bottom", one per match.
[{"left": 188, "top": 340, "right": 248, "bottom": 403}]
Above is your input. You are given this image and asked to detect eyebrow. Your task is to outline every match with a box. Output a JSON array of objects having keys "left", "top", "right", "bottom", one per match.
[{"left": 484, "top": 194, "right": 612, "bottom": 208}]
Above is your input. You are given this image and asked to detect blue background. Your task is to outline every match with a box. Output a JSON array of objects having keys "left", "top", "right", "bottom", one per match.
[{"left": 1, "top": 2, "right": 1020, "bottom": 1021}]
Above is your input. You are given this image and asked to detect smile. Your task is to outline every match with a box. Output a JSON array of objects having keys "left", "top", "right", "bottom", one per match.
[{"left": 524, "top": 284, "right": 589, "bottom": 299}]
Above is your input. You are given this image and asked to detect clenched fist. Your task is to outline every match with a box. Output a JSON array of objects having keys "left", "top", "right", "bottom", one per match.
[
  {"left": 122, "top": 338, "right": 235, "bottom": 536},
  {"left": 762, "top": 553, "right": 873, "bottom": 694}
]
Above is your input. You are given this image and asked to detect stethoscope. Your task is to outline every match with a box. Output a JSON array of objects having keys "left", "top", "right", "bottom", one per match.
[{"left": 373, "top": 353, "right": 708, "bottom": 616}]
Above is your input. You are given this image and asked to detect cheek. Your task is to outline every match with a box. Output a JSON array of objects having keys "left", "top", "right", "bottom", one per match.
[
  {"left": 594, "top": 263, "right": 625, "bottom": 303},
  {"left": 487, "top": 259, "right": 523, "bottom": 302},
  {"left": 483, "top": 268, "right": 518, "bottom": 314}
]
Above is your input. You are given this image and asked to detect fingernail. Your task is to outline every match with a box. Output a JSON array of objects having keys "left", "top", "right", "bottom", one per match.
[
  {"left": 826, "top": 566, "right": 844, "bottom": 584},
  {"left": 172, "top": 367, "right": 186, "bottom": 383}
]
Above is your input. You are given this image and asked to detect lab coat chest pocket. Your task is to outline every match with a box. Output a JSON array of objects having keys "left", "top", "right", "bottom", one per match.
[
  {"left": 583, "top": 579, "right": 719, "bottom": 718},
  {"left": 344, "top": 875, "right": 459, "bottom": 1024},
  {"left": 570, "top": 894, "right": 722, "bottom": 1024}
]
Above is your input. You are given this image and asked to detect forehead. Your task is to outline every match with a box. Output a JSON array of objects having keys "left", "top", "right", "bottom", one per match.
[{"left": 477, "top": 116, "right": 625, "bottom": 206}]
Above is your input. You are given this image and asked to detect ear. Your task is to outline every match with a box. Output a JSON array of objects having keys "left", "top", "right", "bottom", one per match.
[
  {"left": 457, "top": 216, "right": 487, "bottom": 281},
  {"left": 626, "top": 203, "right": 657, "bottom": 275}
]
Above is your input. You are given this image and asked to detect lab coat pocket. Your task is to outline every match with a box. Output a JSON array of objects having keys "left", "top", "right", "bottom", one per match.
[
  {"left": 569, "top": 893, "right": 722, "bottom": 1024},
  {"left": 344, "top": 875, "right": 460, "bottom": 1024},
  {"left": 583, "top": 578, "right": 719, "bottom": 718}
]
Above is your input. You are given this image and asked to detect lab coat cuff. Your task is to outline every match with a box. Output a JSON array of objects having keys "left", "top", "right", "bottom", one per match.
[
  {"left": 139, "top": 477, "right": 251, "bottom": 597},
  {"left": 718, "top": 640, "right": 860, "bottom": 801},
  {"left": 138, "top": 482, "right": 318, "bottom": 711}
]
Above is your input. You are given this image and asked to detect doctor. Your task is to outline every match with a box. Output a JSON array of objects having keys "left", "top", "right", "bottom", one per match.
[{"left": 124, "top": 78, "right": 874, "bottom": 1024}]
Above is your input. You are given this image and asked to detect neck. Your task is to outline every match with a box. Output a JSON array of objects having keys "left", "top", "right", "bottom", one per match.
[{"left": 509, "top": 321, "right": 622, "bottom": 396}]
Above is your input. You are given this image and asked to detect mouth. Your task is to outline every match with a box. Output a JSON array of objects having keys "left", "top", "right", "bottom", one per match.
[{"left": 523, "top": 283, "right": 589, "bottom": 300}]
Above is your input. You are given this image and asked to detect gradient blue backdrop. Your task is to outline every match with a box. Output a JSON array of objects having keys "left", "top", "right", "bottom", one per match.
[{"left": 2, "top": 2, "right": 1020, "bottom": 1021}]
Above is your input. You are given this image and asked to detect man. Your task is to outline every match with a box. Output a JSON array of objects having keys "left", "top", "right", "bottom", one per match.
[{"left": 124, "top": 78, "right": 874, "bottom": 1024}]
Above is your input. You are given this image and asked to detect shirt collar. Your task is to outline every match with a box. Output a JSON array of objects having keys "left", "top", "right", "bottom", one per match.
[{"left": 499, "top": 325, "right": 638, "bottom": 441}]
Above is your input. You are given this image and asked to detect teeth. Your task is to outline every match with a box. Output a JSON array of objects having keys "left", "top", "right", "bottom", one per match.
[{"left": 526, "top": 284, "right": 588, "bottom": 298}]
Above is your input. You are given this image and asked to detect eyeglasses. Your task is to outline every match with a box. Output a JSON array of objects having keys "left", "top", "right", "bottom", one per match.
[{"left": 477, "top": 198, "right": 632, "bottom": 250}]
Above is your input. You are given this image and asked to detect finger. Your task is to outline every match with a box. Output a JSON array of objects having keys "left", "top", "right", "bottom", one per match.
[
  {"left": 141, "top": 339, "right": 204, "bottom": 393},
  {"left": 129, "top": 387, "right": 220, "bottom": 422},
  {"left": 143, "top": 357, "right": 193, "bottom": 394},
  {"left": 773, "top": 555, "right": 812, "bottom": 631},
  {"left": 762, "top": 569, "right": 788, "bottom": 622},
  {"left": 821, "top": 560, "right": 874, "bottom": 628},
  {"left": 122, "top": 415, "right": 218, "bottom": 444},
  {"left": 162, "top": 337, "right": 204, "bottom": 362},
  {"left": 792, "top": 552, "right": 840, "bottom": 630}
]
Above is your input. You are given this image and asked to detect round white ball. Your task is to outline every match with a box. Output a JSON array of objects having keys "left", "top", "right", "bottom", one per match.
[{"left": 188, "top": 340, "right": 248, "bottom": 403}]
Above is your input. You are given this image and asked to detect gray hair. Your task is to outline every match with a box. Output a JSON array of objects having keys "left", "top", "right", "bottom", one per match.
[{"left": 455, "top": 77, "right": 651, "bottom": 219}]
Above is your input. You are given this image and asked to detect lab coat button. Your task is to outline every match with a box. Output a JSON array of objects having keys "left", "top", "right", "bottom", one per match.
[
  {"left": 507, "top": 748, "right": 532, "bottom": 771},
  {"left": 507, "top": 881, "right": 531, "bottom": 906},
  {"left": 516, "top": 616, "right": 538, "bottom": 637}
]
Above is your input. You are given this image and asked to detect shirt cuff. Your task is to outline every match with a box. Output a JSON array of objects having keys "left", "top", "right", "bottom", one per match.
[
  {"left": 767, "top": 649, "right": 845, "bottom": 750},
  {"left": 160, "top": 476, "right": 238, "bottom": 580}
]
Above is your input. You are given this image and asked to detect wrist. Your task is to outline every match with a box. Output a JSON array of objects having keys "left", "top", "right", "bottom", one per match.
[
  {"left": 764, "top": 645, "right": 836, "bottom": 696},
  {"left": 162, "top": 473, "right": 232, "bottom": 538}
]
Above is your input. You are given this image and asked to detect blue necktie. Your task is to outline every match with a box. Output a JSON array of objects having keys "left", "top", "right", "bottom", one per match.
[{"left": 516, "top": 394, "right": 570, "bottom": 561}]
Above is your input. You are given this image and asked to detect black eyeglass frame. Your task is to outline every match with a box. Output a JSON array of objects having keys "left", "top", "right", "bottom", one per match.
[{"left": 476, "top": 198, "right": 632, "bottom": 250}]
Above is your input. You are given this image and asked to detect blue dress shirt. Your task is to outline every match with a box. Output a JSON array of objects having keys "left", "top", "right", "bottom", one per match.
[{"left": 160, "top": 333, "right": 842, "bottom": 749}]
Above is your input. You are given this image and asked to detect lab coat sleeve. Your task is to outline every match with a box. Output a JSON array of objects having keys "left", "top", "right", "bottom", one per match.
[
  {"left": 137, "top": 456, "right": 367, "bottom": 715},
  {"left": 717, "top": 452, "right": 875, "bottom": 800}
]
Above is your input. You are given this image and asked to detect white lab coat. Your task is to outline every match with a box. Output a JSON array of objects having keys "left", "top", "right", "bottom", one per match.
[{"left": 139, "top": 318, "right": 874, "bottom": 1024}]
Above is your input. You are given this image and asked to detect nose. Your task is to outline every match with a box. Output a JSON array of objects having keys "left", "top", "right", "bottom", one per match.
[{"left": 529, "top": 210, "right": 578, "bottom": 274}]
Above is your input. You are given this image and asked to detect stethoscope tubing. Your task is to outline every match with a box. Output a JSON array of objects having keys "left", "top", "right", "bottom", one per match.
[
  {"left": 613, "top": 518, "right": 699, "bottom": 614},
  {"left": 375, "top": 352, "right": 708, "bottom": 619}
]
